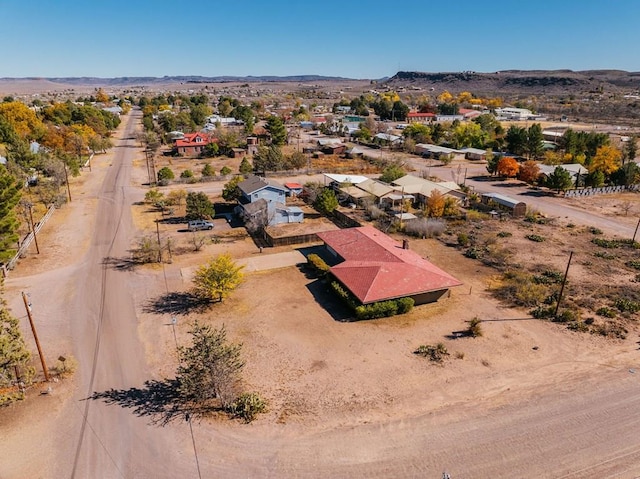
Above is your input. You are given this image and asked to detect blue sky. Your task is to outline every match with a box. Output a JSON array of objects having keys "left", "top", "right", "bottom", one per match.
[{"left": 1, "top": 0, "right": 639, "bottom": 78}]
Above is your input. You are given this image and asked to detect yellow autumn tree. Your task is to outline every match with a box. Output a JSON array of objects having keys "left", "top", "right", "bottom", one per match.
[
  {"left": 0, "top": 101, "right": 45, "bottom": 138},
  {"left": 95, "top": 88, "right": 110, "bottom": 104},
  {"left": 437, "top": 91, "right": 454, "bottom": 104},
  {"left": 589, "top": 145, "right": 622, "bottom": 175},
  {"left": 497, "top": 157, "right": 520, "bottom": 178},
  {"left": 426, "top": 190, "right": 446, "bottom": 217},
  {"left": 456, "top": 91, "right": 473, "bottom": 105}
]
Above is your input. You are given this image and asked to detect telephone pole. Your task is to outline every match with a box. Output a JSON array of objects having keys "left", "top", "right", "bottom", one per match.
[
  {"left": 25, "top": 202, "right": 39, "bottom": 254},
  {"left": 554, "top": 251, "right": 574, "bottom": 317},
  {"left": 21, "top": 292, "right": 50, "bottom": 382},
  {"left": 63, "top": 165, "right": 72, "bottom": 202}
]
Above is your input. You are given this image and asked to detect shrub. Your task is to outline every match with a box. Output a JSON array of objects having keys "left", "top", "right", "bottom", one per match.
[
  {"left": 457, "top": 233, "right": 470, "bottom": 246},
  {"left": 497, "top": 231, "right": 512, "bottom": 238},
  {"left": 567, "top": 321, "right": 589, "bottom": 332},
  {"left": 396, "top": 297, "right": 415, "bottom": 314},
  {"left": 554, "top": 309, "right": 579, "bottom": 323},
  {"left": 355, "top": 301, "right": 398, "bottom": 320},
  {"left": 591, "top": 238, "right": 620, "bottom": 249},
  {"left": 157, "top": 166, "right": 174, "bottom": 185},
  {"left": 201, "top": 163, "right": 215, "bottom": 177},
  {"left": 226, "top": 392, "right": 267, "bottom": 423},
  {"left": 594, "top": 251, "right": 616, "bottom": 260},
  {"left": 531, "top": 305, "right": 555, "bottom": 319},
  {"left": 596, "top": 306, "right": 616, "bottom": 318},
  {"left": 626, "top": 260, "right": 640, "bottom": 270},
  {"left": 464, "top": 247, "right": 483, "bottom": 259},
  {"left": 180, "top": 169, "right": 194, "bottom": 179},
  {"left": 467, "top": 317, "right": 483, "bottom": 337},
  {"left": 404, "top": 218, "right": 446, "bottom": 238},
  {"left": 533, "top": 270, "right": 563, "bottom": 284},
  {"left": 588, "top": 227, "right": 603, "bottom": 235},
  {"left": 525, "top": 234, "right": 545, "bottom": 242},
  {"left": 414, "top": 343, "right": 449, "bottom": 363},
  {"left": 220, "top": 166, "right": 232, "bottom": 176},
  {"left": 591, "top": 322, "right": 628, "bottom": 339},
  {"left": 307, "top": 254, "right": 330, "bottom": 276},
  {"left": 614, "top": 298, "right": 640, "bottom": 313}
]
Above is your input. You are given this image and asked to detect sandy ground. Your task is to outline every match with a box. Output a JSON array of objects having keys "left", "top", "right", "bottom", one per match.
[{"left": 2, "top": 112, "right": 640, "bottom": 478}]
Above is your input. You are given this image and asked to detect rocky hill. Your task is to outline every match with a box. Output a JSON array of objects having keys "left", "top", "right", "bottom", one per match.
[{"left": 386, "top": 70, "right": 640, "bottom": 96}]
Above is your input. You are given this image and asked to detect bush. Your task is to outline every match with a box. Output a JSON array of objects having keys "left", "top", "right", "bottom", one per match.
[
  {"left": 404, "top": 218, "right": 446, "bottom": 238},
  {"left": 614, "top": 298, "right": 640, "bottom": 313},
  {"left": 467, "top": 317, "right": 483, "bottom": 337},
  {"left": 596, "top": 306, "right": 616, "bottom": 318},
  {"left": 567, "top": 321, "right": 589, "bottom": 332},
  {"left": 396, "top": 297, "right": 415, "bottom": 314},
  {"left": 226, "top": 392, "right": 267, "bottom": 423},
  {"left": 588, "top": 227, "right": 603, "bottom": 235},
  {"left": 525, "top": 234, "right": 545, "bottom": 242},
  {"left": 591, "top": 322, "right": 628, "bottom": 339},
  {"left": 554, "top": 309, "right": 579, "bottom": 323},
  {"left": 307, "top": 254, "right": 330, "bottom": 276},
  {"left": 201, "top": 163, "right": 215, "bottom": 177},
  {"left": 626, "top": 260, "right": 640, "bottom": 270},
  {"left": 157, "top": 166, "right": 174, "bottom": 185},
  {"left": 220, "top": 166, "right": 232, "bottom": 176},
  {"left": 331, "top": 282, "right": 414, "bottom": 319},
  {"left": 457, "top": 233, "right": 470, "bottom": 246},
  {"left": 497, "top": 231, "right": 512, "bottom": 238},
  {"left": 531, "top": 305, "right": 555, "bottom": 319},
  {"left": 591, "top": 238, "right": 620, "bottom": 249},
  {"left": 464, "top": 247, "right": 483, "bottom": 259},
  {"left": 414, "top": 343, "right": 449, "bottom": 363},
  {"left": 180, "top": 169, "right": 194, "bottom": 179}
]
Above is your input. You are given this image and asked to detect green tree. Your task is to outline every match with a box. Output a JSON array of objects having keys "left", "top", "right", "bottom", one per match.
[
  {"left": 526, "top": 123, "right": 544, "bottom": 159},
  {"left": 192, "top": 254, "right": 245, "bottom": 303},
  {"left": 452, "top": 122, "right": 488, "bottom": 149},
  {"left": 180, "top": 169, "right": 194, "bottom": 179},
  {"left": 0, "top": 167, "right": 22, "bottom": 263},
  {"left": 624, "top": 136, "right": 637, "bottom": 163},
  {"left": 220, "top": 166, "right": 232, "bottom": 176},
  {"left": 238, "top": 157, "right": 253, "bottom": 174},
  {"left": 379, "top": 163, "right": 406, "bottom": 183},
  {"left": 611, "top": 162, "right": 640, "bottom": 186},
  {"left": 391, "top": 100, "right": 409, "bottom": 121},
  {"left": 485, "top": 151, "right": 499, "bottom": 176},
  {"left": 585, "top": 169, "right": 605, "bottom": 188},
  {"left": 176, "top": 321, "right": 244, "bottom": 408},
  {"left": 314, "top": 188, "right": 339, "bottom": 215},
  {"left": 265, "top": 116, "right": 287, "bottom": 146},
  {"left": 186, "top": 191, "right": 214, "bottom": 220},
  {"left": 0, "top": 303, "right": 34, "bottom": 401},
  {"left": 545, "top": 166, "right": 573, "bottom": 193},
  {"left": 505, "top": 125, "right": 527, "bottom": 156},
  {"left": 189, "top": 104, "right": 212, "bottom": 127},
  {"left": 222, "top": 175, "right": 245, "bottom": 202},
  {"left": 201, "top": 163, "right": 215, "bottom": 177},
  {"left": 253, "top": 145, "right": 283, "bottom": 173},
  {"left": 157, "top": 167, "right": 175, "bottom": 184}
]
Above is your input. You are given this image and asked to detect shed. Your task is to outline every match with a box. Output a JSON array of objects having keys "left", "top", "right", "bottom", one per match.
[{"left": 481, "top": 193, "right": 526, "bottom": 217}]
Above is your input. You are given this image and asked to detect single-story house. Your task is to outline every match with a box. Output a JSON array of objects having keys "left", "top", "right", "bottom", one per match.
[
  {"left": 415, "top": 144, "right": 459, "bottom": 159},
  {"left": 407, "top": 112, "right": 436, "bottom": 123},
  {"left": 374, "top": 133, "right": 403, "bottom": 145},
  {"left": 238, "top": 175, "right": 287, "bottom": 205},
  {"left": 392, "top": 174, "right": 466, "bottom": 205},
  {"left": 538, "top": 163, "right": 588, "bottom": 184},
  {"left": 317, "top": 226, "right": 462, "bottom": 305},
  {"left": 481, "top": 193, "right": 527, "bottom": 217},
  {"left": 323, "top": 173, "right": 369, "bottom": 187},
  {"left": 459, "top": 147, "right": 491, "bottom": 161}
]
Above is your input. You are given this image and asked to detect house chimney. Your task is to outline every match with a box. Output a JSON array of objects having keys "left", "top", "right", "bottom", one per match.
[{"left": 402, "top": 239, "right": 409, "bottom": 250}]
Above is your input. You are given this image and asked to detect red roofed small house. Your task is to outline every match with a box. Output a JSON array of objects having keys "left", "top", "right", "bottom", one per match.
[
  {"left": 317, "top": 226, "right": 462, "bottom": 305},
  {"left": 174, "top": 132, "right": 216, "bottom": 156},
  {"left": 407, "top": 112, "right": 436, "bottom": 124}
]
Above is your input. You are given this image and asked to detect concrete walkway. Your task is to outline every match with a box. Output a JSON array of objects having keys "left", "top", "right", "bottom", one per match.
[{"left": 237, "top": 250, "right": 306, "bottom": 272}]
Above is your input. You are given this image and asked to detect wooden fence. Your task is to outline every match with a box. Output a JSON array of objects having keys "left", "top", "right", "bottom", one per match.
[{"left": 6, "top": 205, "right": 56, "bottom": 272}]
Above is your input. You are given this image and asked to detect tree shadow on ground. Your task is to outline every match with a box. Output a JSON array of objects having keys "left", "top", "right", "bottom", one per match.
[
  {"left": 88, "top": 379, "right": 220, "bottom": 426},
  {"left": 102, "top": 256, "right": 144, "bottom": 271},
  {"left": 305, "top": 276, "right": 353, "bottom": 322},
  {"left": 143, "top": 291, "right": 212, "bottom": 316}
]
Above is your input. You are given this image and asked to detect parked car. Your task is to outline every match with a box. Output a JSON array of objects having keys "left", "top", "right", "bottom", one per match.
[{"left": 187, "top": 220, "right": 214, "bottom": 231}]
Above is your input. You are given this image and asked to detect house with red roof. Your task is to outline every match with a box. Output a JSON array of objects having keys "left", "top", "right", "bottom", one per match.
[
  {"left": 317, "top": 226, "right": 462, "bottom": 305},
  {"left": 407, "top": 112, "right": 436, "bottom": 123},
  {"left": 173, "top": 132, "right": 216, "bottom": 156}
]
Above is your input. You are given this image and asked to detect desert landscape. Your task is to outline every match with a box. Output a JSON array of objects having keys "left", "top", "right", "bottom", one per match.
[{"left": 1, "top": 75, "right": 640, "bottom": 478}]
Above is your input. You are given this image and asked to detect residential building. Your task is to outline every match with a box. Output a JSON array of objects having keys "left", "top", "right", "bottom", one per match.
[
  {"left": 173, "top": 132, "right": 216, "bottom": 156},
  {"left": 317, "top": 226, "right": 462, "bottom": 305}
]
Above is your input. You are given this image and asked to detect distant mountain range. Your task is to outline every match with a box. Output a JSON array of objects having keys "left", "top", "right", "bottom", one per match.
[
  {"left": 1, "top": 71, "right": 639, "bottom": 97},
  {"left": 0, "top": 75, "right": 358, "bottom": 86}
]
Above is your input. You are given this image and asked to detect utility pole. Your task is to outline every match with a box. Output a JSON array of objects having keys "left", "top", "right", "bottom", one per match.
[
  {"left": 156, "top": 219, "right": 163, "bottom": 263},
  {"left": 21, "top": 292, "right": 50, "bottom": 382},
  {"left": 554, "top": 251, "right": 574, "bottom": 317},
  {"left": 633, "top": 217, "right": 640, "bottom": 243},
  {"left": 144, "top": 148, "right": 153, "bottom": 186},
  {"left": 27, "top": 203, "right": 40, "bottom": 254},
  {"left": 63, "top": 165, "right": 72, "bottom": 202}
]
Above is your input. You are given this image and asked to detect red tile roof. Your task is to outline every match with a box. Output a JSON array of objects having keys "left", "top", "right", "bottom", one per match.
[
  {"left": 175, "top": 132, "right": 216, "bottom": 147},
  {"left": 317, "top": 226, "right": 462, "bottom": 304},
  {"left": 284, "top": 182, "right": 303, "bottom": 189}
]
